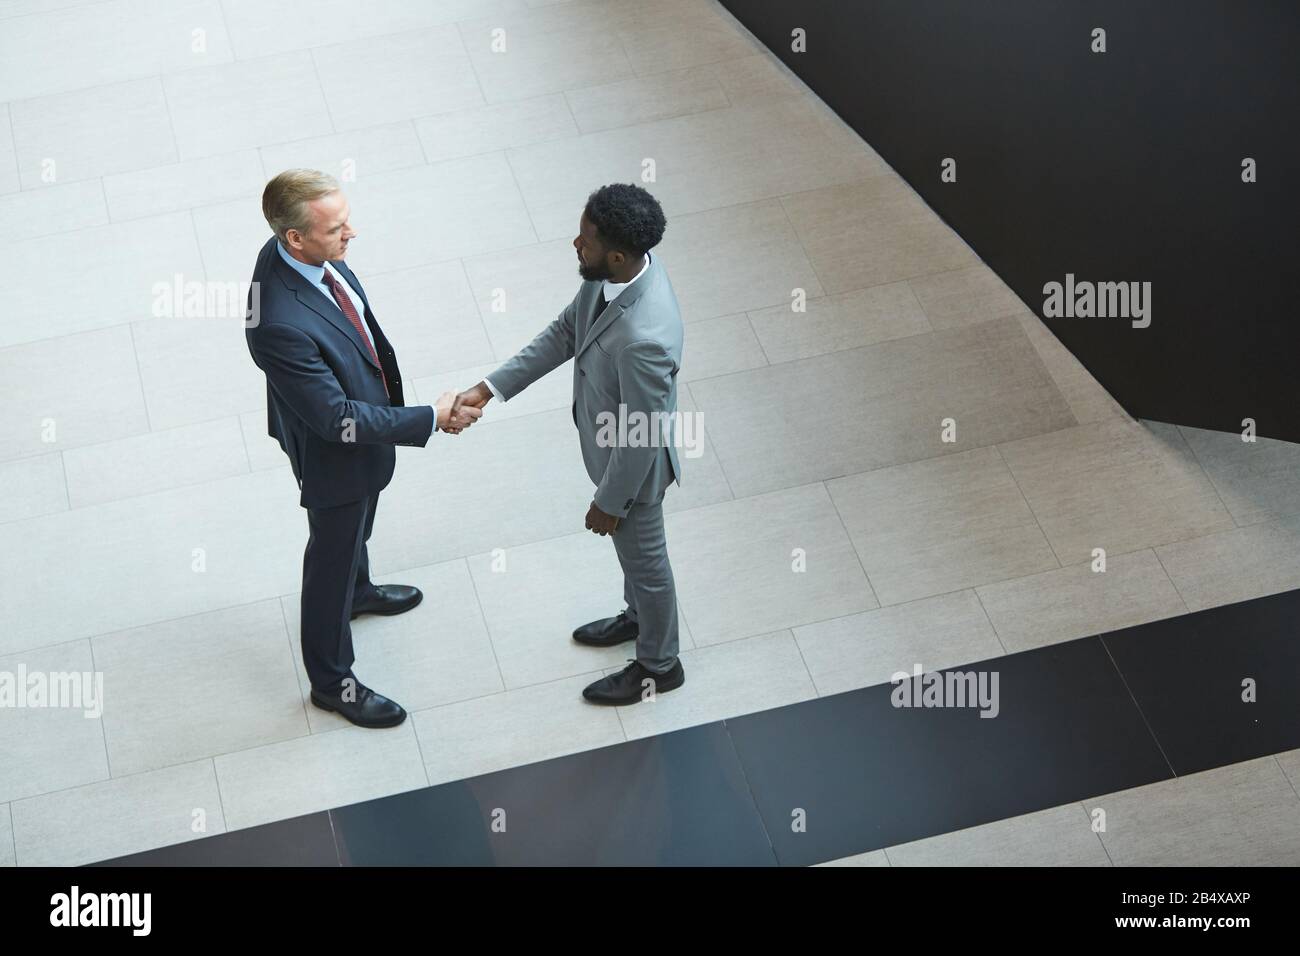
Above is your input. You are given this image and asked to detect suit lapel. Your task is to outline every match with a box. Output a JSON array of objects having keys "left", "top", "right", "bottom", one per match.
[
  {"left": 575, "top": 256, "right": 658, "bottom": 360},
  {"left": 272, "top": 250, "right": 382, "bottom": 371}
]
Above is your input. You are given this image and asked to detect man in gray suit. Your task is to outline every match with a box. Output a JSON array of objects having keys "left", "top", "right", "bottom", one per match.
[{"left": 453, "top": 184, "right": 685, "bottom": 705}]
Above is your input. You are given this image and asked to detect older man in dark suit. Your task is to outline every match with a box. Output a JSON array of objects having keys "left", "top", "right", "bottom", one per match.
[{"left": 246, "top": 169, "right": 480, "bottom": 729}]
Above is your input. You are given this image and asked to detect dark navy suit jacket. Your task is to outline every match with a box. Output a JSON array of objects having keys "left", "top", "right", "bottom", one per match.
[{"left": 245, "top": 236, "right": 434, "bottom": 510}]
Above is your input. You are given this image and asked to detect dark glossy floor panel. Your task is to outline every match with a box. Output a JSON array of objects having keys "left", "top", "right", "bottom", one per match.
[
  {"left": 330, "top": 721, "right": 777, "bottom": 866},
  {"left": 724, "top": 636, "right": 1174, "bottom": 866},
  {"left": 1102, "top": 587, "right": 1300, "bottom": 776},
  {"left": 91, "top": 811, "right": 338, "bottom": 866}
]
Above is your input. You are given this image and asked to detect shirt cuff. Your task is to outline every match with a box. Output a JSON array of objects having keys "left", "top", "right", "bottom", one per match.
[{"left": 483, "top": 377, "right": 504, "bottom": 402}]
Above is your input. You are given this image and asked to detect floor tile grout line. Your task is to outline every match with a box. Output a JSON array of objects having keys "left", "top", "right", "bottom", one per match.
[
  {"left": 717, "top": 717, "right": 782, "bottom": 866},
  {"left": 279, "top": 597, "right": 312, "bottom": 731},
  {"left": 460, "top": 555, "right": 511, "bottom": 707},
  {"left": 125, "top": 320, "right": 154, "bottom": 433},
  {"left": 1096, "top": 634, "right": 1179, "bottom": 779},
  {"left": 84, "top": 636, "right": 113, "bottom": 783},
  {"left": 210, "top": 756, "right": 230, "bottom": 839},
  {"left": 7, "top": 800, "right": 16, "bottom": 866},
  {"left": 1149, "top": 546, "right": 1192, "bottom": 615},
  {"left": 1275, "top": 755, "right": 1300, "bottom": 805},
  {"left": 970, "top": 588, "right": 1009, "bottom": 657},
  {"left": 822, "top": 478, "right": 882, "bottom": 609},
  {"left": 992, "top": 442, "right": 1064, "bottom": 570},
  {"left": 679, "top": 379, "right": 736, "bottom": 501},
  {"left": 1080, "top": 800, "right": 1116, "bottom": 866}
]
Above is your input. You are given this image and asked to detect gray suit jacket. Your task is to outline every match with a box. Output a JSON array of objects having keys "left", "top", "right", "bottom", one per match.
[{"left": 489, "top": 254, "right": 683, "bottom": 518}]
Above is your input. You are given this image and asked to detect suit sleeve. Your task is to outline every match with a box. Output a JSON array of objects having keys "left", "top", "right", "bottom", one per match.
[
  {"left": 486, "top": 290, "right": 579, "bottom": 400},
  {"left": 248, "top": 322, "right": 435, "bottom": 446},
  {"left": 592, "top": 340, "right": 677, "bottom": 518}
]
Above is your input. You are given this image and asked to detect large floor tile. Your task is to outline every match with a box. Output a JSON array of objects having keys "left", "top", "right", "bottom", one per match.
[
  {"left": 1017, "top": 312, "right": 1132, "bottom": 426},
  {"left": 412, "top": 673, "right": 624, "bottom": 785},
  {"left": 219, "top": 0, "right": 520, "bottom": 60},
  {"left": 0, "top": 469, "right": 303, "bottom": 655},
  {"left": 163, "top": 51, "right": 333, "bottom": 159},
  {"left": 614, "top": 630, "right": 818, "bottom": 740},
  {"left": 9, "top": 77, "right": 176, "bottom": 187},
  {"left": 331, "top": 720, "right": 776, "bottom": 865},
  {"left": 781, "top": 174, "right": 979, "bottom": 294},
  {"left": 62, "top": 417, "right": 249, "bottom": 509},
  {"left": 461, "top": 237, "right": 594, "bottom": 358},
  {"left": 508, "top": 95, "right": 884, "bottom": 240},
  {"left": 2, "top": 210, "right": 203, "bottom": 347},
  {"left": 0, "top": 453, "right": 67, "bottom": 524},
  {"left": 1154, "top": 513, "right": 1300, "bottom": 611},
  {"left": 827, "top": 446, "right": 1060, "bottom": 606},
  {"left": 1084, "top": 756, "right": 1300, "bottom": 866},
  {"left": 997, "top": 419, "right": 1237, "bottom": 565},
  {"left": 214, "top": 720, "right": 428, "bottom": 831},
  {"left": 132, "top": 311, "right": 267, "bottom": 430},
  {"left": 259, "top": 122, "right": 425, "bottom": 184},
  {"left": 0, "top": 0, "right": 233, "bottom": 102},
  {"left": 458, "top": 2, "right": 635, "bottom": 105},
  {"left": 615, "top": 1, "right": 758, "bottom": 75},
  {"left": 907, "top": 264, "right": 1033, "bottom": 330},
  {"left": 0, "top": 177, "right": 107, "bottom": 241},
  {"left": 815, "top": 849, "right": 890, "bottom": 867},
  {"left": 414, "top": 92, "right": 578, "bottom": 164},
  {"left": 883, "top": 802, "right": 1110, "bottom": 866},
  {"left": 93, "top": 599, "right": 307, "bottom": 777},
  {"left": 467, "top": 527, "right": 694, "bottom": 690},
  {"left": 365, "top": 409, "right": 597, "bottom": 574},
  {"left": 1176, "top": 423, "right": 1300, "bottom": 526},
  {"left": 103, "top": 149, "right": 265, "bottom": 221},
  {"left": 0, "top": 325, "right": 149, "bottom": 461},
  {"left": 794, "top": 590, "right": 1004, "bottom": 697},
  {"left": 678, "top": 313, "right": 768, "bottom": 383},
  {"left": 0, "top": 640, "right": 109, "bottom": 803},
  {"left": 282, "top": 559, "right": 504, "bottom": 728},
  {"left": 313, "top": 27, "right": 483, "bottom": 132},
  {"left": 654, "top": 199, "right": 825, "bottom": 321},
  {"left": 690, "top": 317, "right": 1076, "bottom": 499},
  {"left": 975, "top": 548, "right": 1187, "bottom": 653},
  {"left": 1102, "top": 586, "right": 1300, "bottom": 775},
  {"left": 565, "top": 65, "right": 729, "bottom": 134},
  {"left": 666, "top": 482, "right": 876, "bottom": 645},
  {"left": 746, "top": 281, "right": 931, "bottom": 363},
  {"left": 10, "top": 758, "right": 223, "bottom": 866},
  {"left": 727, "top": 637, "right": 1172, "bottom": 866},
  {"left": 358, "top": 260, "right": 495, "bottom": 379},
  {"left": 341, "top": 157, "right": 538, "bottom": 277}
]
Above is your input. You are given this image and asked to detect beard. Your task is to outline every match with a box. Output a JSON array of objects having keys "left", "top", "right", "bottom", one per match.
[{"left": 577, "top": 257, "right": 614, "bottom": 282}]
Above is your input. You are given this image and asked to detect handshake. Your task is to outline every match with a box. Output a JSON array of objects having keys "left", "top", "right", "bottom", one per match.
[{"left": 434, "top": 380, "right": 494, "bottom": 435}]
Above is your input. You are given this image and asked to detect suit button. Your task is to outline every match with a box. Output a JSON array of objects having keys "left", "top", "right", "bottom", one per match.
[{"left": 579, "top": 369, "right": 586, "bottom": 376}]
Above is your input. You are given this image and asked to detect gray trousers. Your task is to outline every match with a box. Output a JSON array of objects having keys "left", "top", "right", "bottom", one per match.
[{"left": 612, "top": 494, "right": 679, "bottom": 673}]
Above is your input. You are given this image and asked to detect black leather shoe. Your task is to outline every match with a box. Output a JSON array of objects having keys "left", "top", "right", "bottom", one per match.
[
  {"left": 310, "top": 683, "right": 407, "bottom": 728},
  {"left": 573, "top": 611, "right": 638, "bottom": 647},
  {"left": 582, "top": 659, "right": 685, "bottom": 705},
  {"left": 350, "top": 585, "right": 423, "bottom": 620}
]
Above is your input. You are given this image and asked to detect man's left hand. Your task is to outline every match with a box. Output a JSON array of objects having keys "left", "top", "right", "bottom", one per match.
[{"left": 585, "top": 501, "right": 620, "bottom": 536}]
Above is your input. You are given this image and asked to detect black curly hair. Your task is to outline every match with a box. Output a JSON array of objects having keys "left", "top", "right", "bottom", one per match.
[{"left": 583, "top": 183, "right": 666, "bottom": 256}]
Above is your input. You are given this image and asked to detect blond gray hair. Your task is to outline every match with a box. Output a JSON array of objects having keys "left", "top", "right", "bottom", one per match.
[{"left": 262, "top": 169, "right": 340, "bottom": 242}]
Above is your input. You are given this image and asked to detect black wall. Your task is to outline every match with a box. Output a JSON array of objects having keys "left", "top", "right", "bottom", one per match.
[{"left": 720, "top": 0, "right": 1299, "bottom": 444}]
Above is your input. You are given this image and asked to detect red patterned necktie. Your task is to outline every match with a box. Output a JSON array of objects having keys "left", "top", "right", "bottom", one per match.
[{"left": 322, "top": 270, "right": 388, "bottom": 398}]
